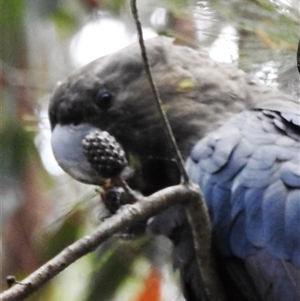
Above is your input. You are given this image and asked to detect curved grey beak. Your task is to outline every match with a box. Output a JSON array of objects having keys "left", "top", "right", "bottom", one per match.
[{"left": 51, "top": 123, "right": 105, "bottom": 185}]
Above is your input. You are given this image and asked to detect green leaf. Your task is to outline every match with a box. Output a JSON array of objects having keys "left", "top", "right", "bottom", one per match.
[{"left": 50, "top": 7, "right": 78, "bottom": 33}]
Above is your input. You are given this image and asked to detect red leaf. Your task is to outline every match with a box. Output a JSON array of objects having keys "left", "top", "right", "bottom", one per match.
[{"left": 133, "top": 268, "right": 161, "bottom": 301}]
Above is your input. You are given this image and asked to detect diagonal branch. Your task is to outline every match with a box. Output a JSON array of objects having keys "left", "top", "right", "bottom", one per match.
[{"left": 0, "top": 184, "right": 200, "bottom": 301}]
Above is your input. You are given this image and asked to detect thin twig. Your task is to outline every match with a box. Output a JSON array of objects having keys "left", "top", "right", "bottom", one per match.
[
  {"left": 129, "top": 3, "right": 227, "bottom": 300},
  {"left": 297, "top": 40, "right": 300, "bottom": 74},
  {"left": 129, "top": 0, "right": 189, "bottom": 184}
]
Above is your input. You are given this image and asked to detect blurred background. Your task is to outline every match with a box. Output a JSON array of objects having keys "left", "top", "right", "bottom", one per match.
[{"left": 1, "top": 0, "right": 299, "bottom": 300}]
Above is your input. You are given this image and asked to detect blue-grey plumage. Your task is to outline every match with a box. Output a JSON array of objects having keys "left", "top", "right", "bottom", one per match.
[
  {"left": 186, "top": 103, "right": 300, "bottom": 300},
  {"left": 48, "top": 37, "right": 300, "bottom": 301}
]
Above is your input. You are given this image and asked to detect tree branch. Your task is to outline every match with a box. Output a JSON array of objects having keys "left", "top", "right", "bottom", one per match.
[
  {"left": 1, "top": 184, "right": 200, "bottom": 301},
  {"left": 185, "top": 191, "right": 227, "bottom": 301}
]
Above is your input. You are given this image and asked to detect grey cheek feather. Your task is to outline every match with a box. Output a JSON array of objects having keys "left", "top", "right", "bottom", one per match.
[{"left": 51, "top": 123, "right": 105, "bottom": 185}]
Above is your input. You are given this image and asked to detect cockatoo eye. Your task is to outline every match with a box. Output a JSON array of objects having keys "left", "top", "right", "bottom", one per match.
[{"left": 95, "top": 90, "right": 114, "bottom": 110}]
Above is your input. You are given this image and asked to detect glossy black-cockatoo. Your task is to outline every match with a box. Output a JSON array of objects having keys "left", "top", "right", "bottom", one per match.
[{"left": 49, "top": 37, "right": 300, "bottom": 301}]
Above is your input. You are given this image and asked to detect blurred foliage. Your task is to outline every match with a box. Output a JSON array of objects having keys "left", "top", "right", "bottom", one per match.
[
  {"left": 132, "top": 268, "right": 161, "bottom": 301},
  {"left": 101, "top": 0, "right": 126, "bottom": 14},
  {"left": 160, "top": 0, "right": 193, "bottom": 13},
  {"left": 0, "top": 120, "right": 36, "bottom": 179},
  {"left": 0, "top": 0, "right": 25, "bottom": 65},
  {"left": 85, "top": 239, "right": 148, "bottom": 301},
  {"left": 50, "top": 7, "right": 79, "bottom": 33},
  {"left": 211, "top": 0, "right": 298, "bottom": 47},
  {"left": 42, "top": 209, "right": 85, "bottom": 259},
  {"left": 1, "top": 0, "right": 299, "bottom": 300}
]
